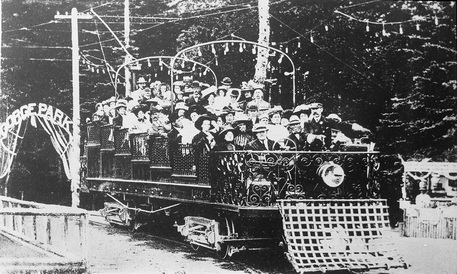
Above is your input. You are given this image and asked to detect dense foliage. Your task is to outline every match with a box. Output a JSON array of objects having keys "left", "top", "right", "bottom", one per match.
[{"left": 1, "top": 0, "right": 455, "bottom": 203}]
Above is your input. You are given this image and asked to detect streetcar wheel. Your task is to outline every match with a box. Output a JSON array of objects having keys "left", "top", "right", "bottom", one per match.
[
  {"left": 216, "top": 244, "right": 230, "bottom": 259},
  {"left": 128, "top": 218, "right": 137, "bottom": 232},
  {"left": 190, "top": 243, "right": 200, "bottom": 251}
]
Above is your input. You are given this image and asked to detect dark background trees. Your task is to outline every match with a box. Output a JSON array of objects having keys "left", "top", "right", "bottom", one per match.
[{"left": 1, "top": 0, "right": 455, "bottom": 204}]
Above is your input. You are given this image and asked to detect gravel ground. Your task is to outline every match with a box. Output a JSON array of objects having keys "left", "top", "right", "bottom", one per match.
[
  {"left": 87, "top": 214, "right": 457, "bottom": 274},
  {"left": 380, "top": 236, "right": 457, "bottom": 274},
  {"left": 87, "top": 221, "right": 292, "bottom": 274}
]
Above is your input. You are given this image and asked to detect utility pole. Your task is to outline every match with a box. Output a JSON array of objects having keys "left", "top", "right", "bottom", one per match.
[
  {"left": 55, "top": 8, "right": 92, "bottom": 208},
  {"left": 124, "top": 0, "right": 132, "bottom": 97},
  {"left": 254, "top": 0, "right": 270, "bottom": 84}
]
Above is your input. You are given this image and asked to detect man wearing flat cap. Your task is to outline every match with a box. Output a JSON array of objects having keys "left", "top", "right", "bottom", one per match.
[{"left": 246, "top": 123, "right": 280, "bottom": 151}]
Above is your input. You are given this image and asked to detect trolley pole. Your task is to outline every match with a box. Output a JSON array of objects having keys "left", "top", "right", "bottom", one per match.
[{"left": 55, "top": 8, "right": 92, "bottom": 207}]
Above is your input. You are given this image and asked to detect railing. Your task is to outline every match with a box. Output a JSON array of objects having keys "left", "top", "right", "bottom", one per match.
[
  {"left": 401, "top": 204, "right": 457, "bottom": 240},
  {"left": 114, "top": 128, "right": 131, "bottom": 156},
  {"left": 84, "top": 125, "right": 389, "bottom": 206},
  {"left": 171, "top": 143, "right": 197, "bottom": 178},
  {"left": 149, "top": 136, "right": 171, "bottom": 169},
  {"left": 402, "top": 160, "right": 457, "bottom": 198},
  {"left": 211, "top": 151, "right": 379, "bottom": 206},
  {"left": 0, "top": 196, "right": 88, "bottom": 266},
  {"left": 86, "top": 123, "right": 101, "bottom": 146},
  {"left": 100, "top": 124, "right": 114, "bottom": 151},
  {"left": 130, "top": 132, "right": 150, "bottom": 162}
]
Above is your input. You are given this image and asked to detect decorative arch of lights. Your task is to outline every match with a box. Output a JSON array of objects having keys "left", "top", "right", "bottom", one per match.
[
  {"left": 171, "top": 39, "right": 296, "bottom": 105},
  {"left": 114, "top": 56, "right": 218, "bottom": 97},
  {"left": 0, "top": 103, "right": 73, "bottom": 180}
]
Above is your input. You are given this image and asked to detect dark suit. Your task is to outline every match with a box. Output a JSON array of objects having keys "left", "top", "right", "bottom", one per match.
[
  {"left": 246, "top": 138, "right": 280, "bottom": 151},
  {"left": 112, "top": 114, "right": 123, "bottom": 127},
  {"left": 185, "top": 96, "right": 202, "bottom": 107},
  {"left": 303, "top": 116, "right": 359, "bottom": 150},
  {"left": 285, "top": 132, "right": 306, "bottom": 151},
  {"left": 191, "top": 131, "right": 215, "bottom": 183},
  {"left": 303, "top": 117, "right": 332, "bottom": 150}
]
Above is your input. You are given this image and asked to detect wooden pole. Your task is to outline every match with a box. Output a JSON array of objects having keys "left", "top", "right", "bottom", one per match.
[
  {"left": 70, "top": 8, "right": 81, "bottom": 208},
  {"left": 55, "top": 9, "right": 92, "bottom": 207}
]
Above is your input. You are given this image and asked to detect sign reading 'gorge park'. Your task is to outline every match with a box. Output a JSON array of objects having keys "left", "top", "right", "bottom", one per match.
[{"left": 0, "top": 103, "right": 72, "bottom": 139}]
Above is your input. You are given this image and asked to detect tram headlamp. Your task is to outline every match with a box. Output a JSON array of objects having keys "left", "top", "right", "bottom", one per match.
[{"left": 317, "top": 162, "right": 345, "bottom": 188}]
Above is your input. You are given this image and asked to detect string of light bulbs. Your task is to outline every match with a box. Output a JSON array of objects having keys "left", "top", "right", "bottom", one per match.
[
  {"left": 269, "top": 13, "right": 383, "bottom": 88},
  {"left": 334, "top": 10, "right": 440, "bottom": 34}
]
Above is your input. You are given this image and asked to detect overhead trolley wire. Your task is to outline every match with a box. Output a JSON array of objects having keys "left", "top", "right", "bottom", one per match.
[{"left": 269, "top": 13, "right": 384, "bottom": 89}]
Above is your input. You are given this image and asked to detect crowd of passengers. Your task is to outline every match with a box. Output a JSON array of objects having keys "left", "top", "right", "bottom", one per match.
[{"left": 88, "top": 76, "right": 371, "bottom": 153}]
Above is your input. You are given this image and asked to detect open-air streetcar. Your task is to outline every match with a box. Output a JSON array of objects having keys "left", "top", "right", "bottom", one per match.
[{"left": 80, "top": 41, "right": 406, "bottom": 273}]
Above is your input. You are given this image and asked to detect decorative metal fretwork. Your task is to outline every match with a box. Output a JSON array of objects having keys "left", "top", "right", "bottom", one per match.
[
  {"left": 101, "top": 150, "right": 115, "bottom": 178},
  {"left": 130, "top": 133, "right": 149, "bottom": 162},
  {"left": 86, "top": 125, "right": 101, "bottom": 146},
  {"left": 211, "top": 152, "right": 380, "bottom": 206},
  {"left": 86, "top": 146, "right": 100, "bottom": 178},
  {"left": 86, "top": 125, "right": 386, "bottom": 206},
  {"left": 100, "top": 125, "right": 114, "bottom": 151},
  {"left": 149, "top": 137, "right": 171, "bottom": 168},
  {"left": 170, "top": 143, "right": 196, "bottom": 177},
  {"left": 130, "top": 133, "right": 150, "bottom": 180},
  {"left": 114, "top": 128, "right": 131, "bottom": 156}
]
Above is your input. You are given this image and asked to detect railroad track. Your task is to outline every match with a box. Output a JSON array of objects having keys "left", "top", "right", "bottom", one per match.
[{"left": 88, "top": 212, "right": 294, "bottom": 274}]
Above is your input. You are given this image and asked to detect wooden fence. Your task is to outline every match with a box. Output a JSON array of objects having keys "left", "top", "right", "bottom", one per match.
[
  {"left": 401, "top": 205, "right": 457, "bottom": 240},
  {"left": 0, "top": 196, "right": 88, "bottom": 272}
]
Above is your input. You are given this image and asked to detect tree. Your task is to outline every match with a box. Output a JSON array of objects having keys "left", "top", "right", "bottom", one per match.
[{"left": 1, "top": 0, "right": 455, "bottom": 203}]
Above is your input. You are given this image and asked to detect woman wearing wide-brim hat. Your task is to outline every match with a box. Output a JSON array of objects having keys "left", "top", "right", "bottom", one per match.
[
  {"left": 194, "top": 114, "right": 216, "bottom": 132},
  {"left": 232, "top": 113, "right": 253, "bottom": 128},
  {"left": 215, "top": 124, "right": 236, "bottom": 151},
  {"left": 232, "top": 113, "right": 254, "bottom": 150},
  {"left": 169, "top": 101, "right": 189, "bottom": 127},
  {"left": 191, "top": 114, "right": 217, "bottom": 181}
]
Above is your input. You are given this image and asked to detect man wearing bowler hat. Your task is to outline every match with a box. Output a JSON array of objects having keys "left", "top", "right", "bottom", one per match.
[{"left": 220, "top": 77, "right": 232, "bottom": 89}]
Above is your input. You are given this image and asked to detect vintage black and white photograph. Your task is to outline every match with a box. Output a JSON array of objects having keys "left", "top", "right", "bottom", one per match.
[{"left": 0, "top": 0, "right": 456, "bottom": 273}]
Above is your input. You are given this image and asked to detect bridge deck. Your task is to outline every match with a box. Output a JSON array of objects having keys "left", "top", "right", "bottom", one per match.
[{"left": 0, "top": 232, "right": 86, "bottom": 273}]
